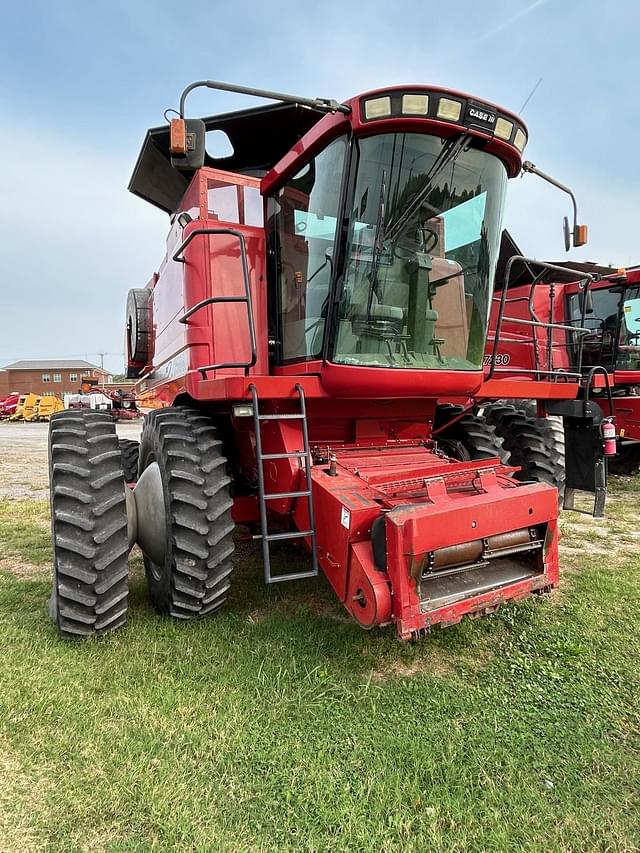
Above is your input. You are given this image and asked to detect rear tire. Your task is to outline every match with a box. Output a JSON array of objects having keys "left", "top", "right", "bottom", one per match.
[
  {"left": 138, "top": 407, "right": 235, "bottom": 619},
  {"left": 49, "top": 411, "right": 129, "bottom": 638}
]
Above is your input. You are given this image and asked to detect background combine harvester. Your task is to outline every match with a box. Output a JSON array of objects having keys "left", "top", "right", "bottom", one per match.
[
  {"left": 48, "top": 79, "right": 595, "bottom": 641},
  {"left": 547, "top": 264, "right": 640, "bottom": 474},
  {"left": 476, "top": 240, "right": 629, "bottom": 513}
]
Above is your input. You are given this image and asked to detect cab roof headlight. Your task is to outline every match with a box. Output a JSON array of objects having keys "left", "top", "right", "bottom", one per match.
[
  {"left": 364, "top": 96, "right": 391, "bottom": 119},
  {"left": 494, "top": 117, "right": 513, "bottom": 141},
  {"left": 437, "top": 98, "right": 462, "bottom": 121},
  {"left": 514, "top": 128, "right": 527, "bottom": 152},
  {"left": 402, "top": 93, "right": 429, "bottom": 115}
]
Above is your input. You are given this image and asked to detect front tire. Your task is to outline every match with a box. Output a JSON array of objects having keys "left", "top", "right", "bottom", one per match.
[
  {"left": 435, "top": 405, "right": 510, "bottom": 462},
  {"left": 138, "top": 407, "right": 235, "bottom": 619},
  {"left": 49, "top": 411, "right": 129, "bottom": 638},
  {"left": 483, "top": 403, "right": 566, "bottom": 504}
]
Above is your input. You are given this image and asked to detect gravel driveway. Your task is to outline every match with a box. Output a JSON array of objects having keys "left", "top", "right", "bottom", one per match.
[{"left": 0, "top": 421, "right": 143, "bottom": 500}]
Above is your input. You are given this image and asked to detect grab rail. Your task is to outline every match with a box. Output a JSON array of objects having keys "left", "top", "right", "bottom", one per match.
[
  {"left": 488, "top": 256, "right": 595, "bottom": 381},
  {"left": 174, "top": 227, "right": 257, "bottom": 377}
]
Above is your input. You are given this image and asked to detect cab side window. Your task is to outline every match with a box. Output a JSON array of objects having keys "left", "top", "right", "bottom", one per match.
[{"left": 271, "top": 136, "right": 346, "bottom": 361}]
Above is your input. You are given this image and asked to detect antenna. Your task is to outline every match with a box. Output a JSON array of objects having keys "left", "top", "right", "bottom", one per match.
[{"left": 519, "top": 77, "right": 543, "bottom": 114}]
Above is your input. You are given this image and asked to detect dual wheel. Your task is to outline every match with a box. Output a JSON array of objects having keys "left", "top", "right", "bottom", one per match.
[
  {"left": 48, "top": 407, "right": 235, "bottom": 638},
  {"left": 435, "top": 402, "right": 566, "bottom": 504}
]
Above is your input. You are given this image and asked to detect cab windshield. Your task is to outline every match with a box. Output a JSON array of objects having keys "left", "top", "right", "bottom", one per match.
[
  {"left": 332, "top": 133, "right": 507, "bottom": 370},
  {"left": 566, "top": 284, "right": 640, "bottom": 371},
  {"left": 621, "top": 285, "right": 640, "bottom": 369}
]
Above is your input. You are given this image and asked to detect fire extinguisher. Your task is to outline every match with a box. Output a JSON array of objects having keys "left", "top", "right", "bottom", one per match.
[{"left": 602, "top": 417, "right": 617, "bottom": 456}]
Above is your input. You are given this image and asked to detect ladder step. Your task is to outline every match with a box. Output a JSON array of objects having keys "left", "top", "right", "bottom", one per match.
[
  {"left": 267, "top": 569, "right": 319, "bottom": 584},
  {"left": 253, "top": 529, "right": 314, "bottom": 542},
  {"left": 260, "top": 451, "right": 307, "bottom": 460},
  {"left": 258, "top": 413, "right": 305, "bottom": 421},
  {"left": 250, "top": 381, "right": 319, "bottom": 584},
  {"left": 263, "top": 490, "right": 311, "bottom": 500}
]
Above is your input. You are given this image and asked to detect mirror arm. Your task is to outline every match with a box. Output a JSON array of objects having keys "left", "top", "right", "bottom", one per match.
[
  {"left": 522, "top": 160, "right": 587, "bottom": 246},
  {"left": 521, "top": 160, "right": 579, "bottom": 234},
  {"left": 178, "top": 79, "right": 351, "bottom": 118}
]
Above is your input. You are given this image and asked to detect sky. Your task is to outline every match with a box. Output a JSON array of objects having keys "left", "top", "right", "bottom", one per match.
[{"left": 0, "top": 0, "right": 638, "bottom": 374}]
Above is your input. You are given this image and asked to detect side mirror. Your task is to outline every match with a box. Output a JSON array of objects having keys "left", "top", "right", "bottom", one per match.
[
  {"left": 563, "top": 216, "right": 589, "bottom": 251},
  {"left": 169, "top": 118, "right": 206, "bottom": 172},
  {"left": 563, "top": 216, "right": 571, "bottom": 252}
]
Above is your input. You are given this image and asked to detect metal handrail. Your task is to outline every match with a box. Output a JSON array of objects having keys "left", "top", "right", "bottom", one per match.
[
  {"left": 497, "top": 316, "right": 590, "bottom": 334},
  {"left": 489, "top": 255, "right": 595, "bottom": 381},
  {"left": 173, "top": 227, "right": 258, "bottom": 377}
]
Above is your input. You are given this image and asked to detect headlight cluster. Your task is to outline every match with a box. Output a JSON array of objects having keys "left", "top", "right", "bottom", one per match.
[{"left": 361, "top": 90, "right": 527, "bottom": 153}]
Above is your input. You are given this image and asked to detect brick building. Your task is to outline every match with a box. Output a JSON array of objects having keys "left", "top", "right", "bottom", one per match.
[{"left": 0, "top": 360, "right": 112, "bottom": 399}]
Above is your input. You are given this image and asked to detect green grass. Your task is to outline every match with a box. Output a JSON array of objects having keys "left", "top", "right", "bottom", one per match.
[{"left": 0, "top": 490, "right": 639, "bottom": 852}]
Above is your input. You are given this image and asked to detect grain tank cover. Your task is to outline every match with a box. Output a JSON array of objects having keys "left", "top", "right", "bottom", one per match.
[{"left": 129, "top": 102, "right": 324, "bottom": 214}]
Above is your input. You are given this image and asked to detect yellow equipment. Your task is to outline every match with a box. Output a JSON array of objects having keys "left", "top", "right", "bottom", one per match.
[
  {"left": 34, "top": 397, "right": 64, "bottom": 420},
  {"left": 8, "top": 395, "right": 28, "bottom": 421},
  {"left": 21, "top": 394, "right": 42, "bottom": 422}
]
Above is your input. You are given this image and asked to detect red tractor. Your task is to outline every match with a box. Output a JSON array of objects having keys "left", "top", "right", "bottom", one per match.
[{"left": 49, "top": 79, "right": 573, "bottom": 640}]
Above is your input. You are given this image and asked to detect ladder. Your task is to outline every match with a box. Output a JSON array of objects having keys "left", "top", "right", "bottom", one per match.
[{"left": 249, "top": 383, "right": 319, "bottom": 584}]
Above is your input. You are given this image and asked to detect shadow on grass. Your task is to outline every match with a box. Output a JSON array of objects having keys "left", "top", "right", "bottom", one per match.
[{"left": 0, "top": 500, "right": 558, "bottom": 687}]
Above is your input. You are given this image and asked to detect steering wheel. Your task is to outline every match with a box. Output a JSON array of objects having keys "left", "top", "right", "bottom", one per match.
[{"left": 393, "top": 227, "right": 439, "bottom": 261}]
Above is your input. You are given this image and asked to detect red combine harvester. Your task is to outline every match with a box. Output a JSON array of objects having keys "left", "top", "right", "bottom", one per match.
[
  {"left": 478, "top": 241, "right": 621, "bottom": 514},
  {"left": 557, "top": 265, "right": 640, "bottom": 474},
  {"left": 49, "top": 79, "right": 575, "bottom": 640}
]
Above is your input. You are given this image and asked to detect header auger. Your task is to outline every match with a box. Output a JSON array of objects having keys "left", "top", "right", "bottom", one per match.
[{"left": 49, "top": 79, "right": 576, "bottom": 640}]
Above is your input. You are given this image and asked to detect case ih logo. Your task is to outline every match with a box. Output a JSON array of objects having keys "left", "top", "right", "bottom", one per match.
[{"left": 466, "top": 105, "right": 496, "bottom": 127}]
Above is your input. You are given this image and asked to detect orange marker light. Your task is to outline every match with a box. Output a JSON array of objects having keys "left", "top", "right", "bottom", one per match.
[
  {"left": 169, "top": 118, "right": 187, "bottom": 155},
  {"left": 574, "top": 224, "right": 588, "bottom": 247}
]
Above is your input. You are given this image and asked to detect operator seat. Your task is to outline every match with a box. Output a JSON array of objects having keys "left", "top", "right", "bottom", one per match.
[{"left": 424, "top": 216, "right": 469, "bottom": 359}]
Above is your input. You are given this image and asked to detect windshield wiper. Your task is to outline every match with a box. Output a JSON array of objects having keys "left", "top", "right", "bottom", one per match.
[
  {"left": 362, "top": 134, "right": 470, "bottom": 324},
  {"left": 385, "top": 133, "right": 471, "bottom": 246},
  {"left": 366, "top": 169, "right": 387, "bottom": 316}
]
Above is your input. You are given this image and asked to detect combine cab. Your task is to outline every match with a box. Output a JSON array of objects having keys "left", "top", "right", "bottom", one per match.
[{"left": 48, "top": 80, "right": 563, "bottom": 639}]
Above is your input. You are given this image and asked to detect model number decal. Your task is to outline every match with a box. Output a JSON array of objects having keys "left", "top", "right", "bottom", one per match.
[{"left": 483, "top": 353, "right": 511, "bottom": 365}]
